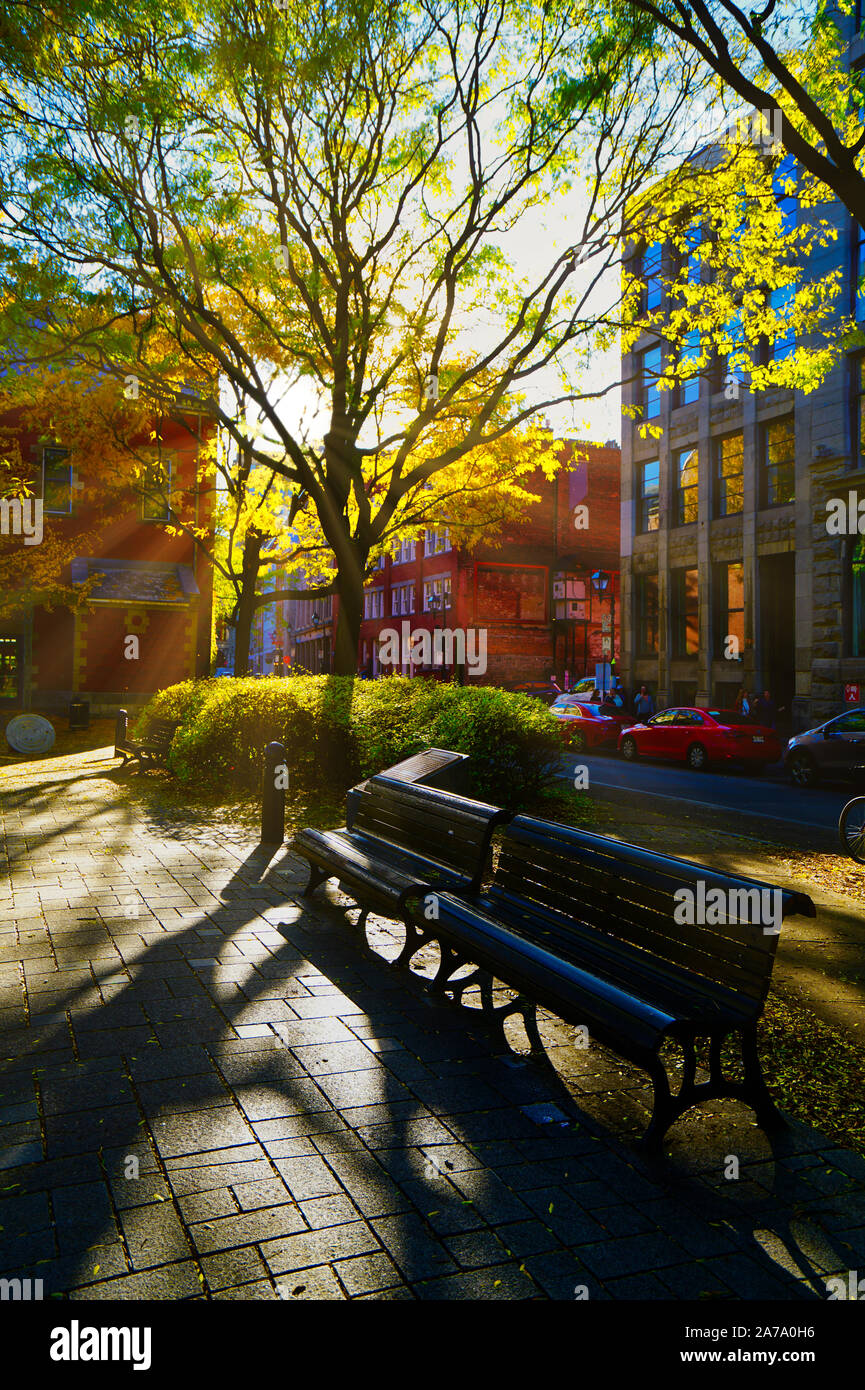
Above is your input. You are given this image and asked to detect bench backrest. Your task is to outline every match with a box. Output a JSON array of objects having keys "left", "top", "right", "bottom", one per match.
[
  {"left": 355, "top": 775, "right": 507, "bottom": 884},
  {"left": 144, "top": 719, "right": 181, "bottom": 748},
  {"left": 488, "top": 816, "right": 815, "bottom": 1004}
]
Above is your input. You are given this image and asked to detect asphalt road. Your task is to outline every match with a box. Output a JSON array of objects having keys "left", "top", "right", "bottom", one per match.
[{"left": 557, "top": 750, "right": 859, "bottom": 850}]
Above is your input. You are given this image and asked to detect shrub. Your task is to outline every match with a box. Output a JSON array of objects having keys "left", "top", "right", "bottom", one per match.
[{"left": 137, "top": 674, "right": 562, "bottom": 806}]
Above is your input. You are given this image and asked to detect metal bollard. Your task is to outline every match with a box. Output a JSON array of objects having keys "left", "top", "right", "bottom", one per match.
[
  {"left": 114, "top": 708, "right": 128, "bottom": 756},
  {"left": 261, "top": 740, "right": 287, "bottom": 844}
]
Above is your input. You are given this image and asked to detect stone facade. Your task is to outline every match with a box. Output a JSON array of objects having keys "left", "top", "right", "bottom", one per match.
[{"left": 620, "top": 106, "right": 865, "bottom": 731}]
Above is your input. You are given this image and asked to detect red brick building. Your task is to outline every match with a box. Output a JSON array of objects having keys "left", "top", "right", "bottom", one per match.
[
  {"left": 357, "top": 438, "right": 621, "bottom": 687},
  {"left": 0, "top": 396, "right": 215, "bottom": 714}
]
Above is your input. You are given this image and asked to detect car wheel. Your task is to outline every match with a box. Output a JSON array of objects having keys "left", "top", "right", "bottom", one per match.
[
  {"left": 686, "top": 742, "right": 708, "bottom": 771},
  {"left": 621, "top": 735, "right": 639, "bottom": 761},
  {"left": 789, "top": 751, "right": 819, "bottom": 788}
]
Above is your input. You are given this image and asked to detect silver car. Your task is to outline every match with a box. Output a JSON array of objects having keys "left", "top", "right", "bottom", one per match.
[{"left": 784, "top": 707, "right": 865, "bottom": 787}]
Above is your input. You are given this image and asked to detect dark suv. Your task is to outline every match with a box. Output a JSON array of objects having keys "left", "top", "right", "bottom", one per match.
[{"left": 784, "top": 708, "right": 865, "bottom": 787}]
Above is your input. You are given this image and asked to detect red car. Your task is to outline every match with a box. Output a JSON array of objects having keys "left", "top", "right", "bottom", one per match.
[
  {"left": 617, "top": 707, "right": 782, "bottom": 772},
  {"left": 548, "top": 696, "right": 622, "bottom": 750}
]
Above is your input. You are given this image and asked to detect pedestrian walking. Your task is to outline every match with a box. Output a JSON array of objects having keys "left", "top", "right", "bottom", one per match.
[{"left": 633, "top": 684, "right": 655, "bottom": 719}]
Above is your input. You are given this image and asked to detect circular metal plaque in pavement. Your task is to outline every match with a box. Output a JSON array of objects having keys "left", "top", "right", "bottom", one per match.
[{"left": 5, "top": 713, "right": 56, "bottom": 754}]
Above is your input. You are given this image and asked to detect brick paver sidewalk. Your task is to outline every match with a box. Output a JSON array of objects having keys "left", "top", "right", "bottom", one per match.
[{"left": 2, "top": 748, "right": 865, "bottom": 1300}]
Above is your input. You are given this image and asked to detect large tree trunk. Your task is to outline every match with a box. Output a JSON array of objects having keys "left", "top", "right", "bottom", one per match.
[
  {"left": 233, "top": 529, "right": 263, "bottom": 675},
  {"left": 333, "top": 569, "right": 363, "bottom": 676}
]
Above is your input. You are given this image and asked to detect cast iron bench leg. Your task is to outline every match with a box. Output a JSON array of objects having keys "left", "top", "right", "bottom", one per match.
[
  {"left": 742, "top": 1023, "right": 786, "bottom": 1129},
  {"left": 302, "top": 864, "right": 329, "bottom": 897}
]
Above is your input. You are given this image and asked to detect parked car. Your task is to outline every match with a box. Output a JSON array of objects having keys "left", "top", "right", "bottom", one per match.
[
  {"left": 784, "top": 707, "right": 865, "bottom": 787},
  {"left": 508, "top": 680, "right": 563, "bottom": 705},
  {"left": 213, "top": 667, "right": 234, "bottom": 678},
  {"left": 618, "top": 707, "right": 782, "bottom": 772},
  {"left": 548, "top": 696, "right": 621, "bottom": 750}
]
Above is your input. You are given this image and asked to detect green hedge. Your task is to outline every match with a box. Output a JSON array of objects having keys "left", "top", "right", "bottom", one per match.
[{"left": 136, "top": 674, "right": 563, "bottom": 805}]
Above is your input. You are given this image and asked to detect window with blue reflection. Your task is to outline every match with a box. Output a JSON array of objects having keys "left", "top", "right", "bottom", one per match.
[
  {"left": 638, "top": 459, "right": 660, "bottom": 533},
  {"left": 770, "top": 284, "right": 796, "bottom": 359},
  {"left": 773, "top": 154, "right": 797, "bottom": 235},
  {"left": 644, "top": 243, "right": 663, "bottom": 312},
  {"left": 642, "top": 344, "right": 662, "bottom": 418}
]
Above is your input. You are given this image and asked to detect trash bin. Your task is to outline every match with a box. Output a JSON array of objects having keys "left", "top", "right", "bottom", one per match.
[{"left": 69, "top": 699, "right": 90, "bottom": 730}]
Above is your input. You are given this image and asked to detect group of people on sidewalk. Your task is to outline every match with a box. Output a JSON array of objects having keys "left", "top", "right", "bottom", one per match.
[{"left": 560, "top": 675, "right": 782, "bottom": 729}]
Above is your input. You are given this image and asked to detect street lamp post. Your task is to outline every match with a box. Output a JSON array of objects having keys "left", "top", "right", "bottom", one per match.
[
  {"left": 311, "top": 611, "right": 321, "bottom": 674},
  {"left": 590, "top": 570, "right": 614, "bottom": 697}
]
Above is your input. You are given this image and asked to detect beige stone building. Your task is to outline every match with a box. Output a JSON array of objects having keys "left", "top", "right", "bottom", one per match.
[{"left": 620, "top": 129, "right": 865, "bottom": 731}]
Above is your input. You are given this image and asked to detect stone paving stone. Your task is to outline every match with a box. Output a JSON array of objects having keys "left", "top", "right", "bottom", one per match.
[
  {"left": 324, "top": 1154, "right": 413, "bottom": 1219},
  {"left": 43, "top": 1105, "right": 143, "bottom": 1159},
  {"left": 579, "top": 1232, "right": 693, "bottom": 1280},
  {"left": 443, "top": 1228, "right": 512, "bottom": 1269},
  {"left": 298, "top": 1193, "right": 362, "bottom": 1229},
  {"left": 333, "top": 1250, "right": 403, "bottom": 1295},
  {"left": 68, "top": 1259, "right": 203, "bottom": 1300},
  {"left": 120, "top": 1203, "right": 193, "bottom": 1270},
  {"left": 274, "top": 1265, "right": 348, "bottom": 1299},
  {"left": 166, "top": 1156, "right": 274, "bottom": 1196},
  {"left": 261, "top": 1220, "right": 381, "bottom": 1275},
  {"left": 200, "top": 1245, "right": 272, "bottom": 1292},
  {"left": 150, "top": 1106, "right": 256, "bottom": 1159},
  {"left": 520, "top": 1249, "right": 603, "bottom": 1300},
  {"left": 213, "top": 1279, "right": 280, "bottom": 1300},
  {"left": 414, "top": 1265, "right": 539, "bottom": 1299},
  {"left": 110, "top": 1172, "right": 173, "bottom": 1211},
  {"left": 0, "top": 1227, "right": 58, "bottom": 1272},
  {"left": 272, "top": 1155, "right": 344, "bottom": 1201},
  {"left": 231, "top": 1177, "right": 295, "bottom": 1211},
  {"left": 190, "top": 1204, "right": 308, "bottom": 1254},
  {"left": 369, "top": 1213, "right": 458, "bottom": 1281}
]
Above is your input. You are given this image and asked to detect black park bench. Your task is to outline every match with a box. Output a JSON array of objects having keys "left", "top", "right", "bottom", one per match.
[
  {"left": 402, "top": 815, "right": 816, "bottom": 1148},
  {"left": 293, "top": 774, "right": 508, "bottom": 934},
  {"left": 114, "top": 709, "right": 180, "bottom": 771}
]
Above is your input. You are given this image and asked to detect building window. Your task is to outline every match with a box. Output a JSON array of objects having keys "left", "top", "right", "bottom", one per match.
[
  {"left": 642, "top": 242, "right": 663, "bottom": 313},
  {"left": 714, "top": 561, "right": 744, "bottom": 659},
  {"left": 675, "top": 446, "right": 698, "bottom": 525},
  {"left": 391, "top": 581, "right": 414, "bottom": 616},
  {"left": 675, "top": 330, "right": 700, "bottom": 406},
  {"left": 851, "top": 536, "right": 865, "bottom": 657},
  {"left": 762, "top": 417, "right": 795, "bottom": 507},
  {"left": 637, "top": 459, "right": 660, "bottom": 533},
  {"left": 671, "top": 567, "right": 699, "bottom": 656},
  {"left": 424, "top": 527, "right": 450, "bottom": 556},
  {"left": 140, "top": 454, "right": 172, "bottom": 521},
  {"left": 423, "top": 575, "right": 452, "bottom": 612},
  {"left": 684, "top": 223, "right": 703, "bottom": 284},
  {"left": 714, "top": 433, "right": 744, "bottom": 517},
  {"left": 363, "top": 589, "right": 384, "bottom": 620},
  {"left": 635, "top": 574, "right": 659, "bottom": 655},
  {"left": 640, "top": 344, "right": 662, "bottom": 420},
  {"left": 769, "top": 284, "right": 796, "bottom": 360},
  {"left": 773, "top": 153, "right": 797, "bottom": 236},
  {"left": 714, "top": 307, "right": 743, "bottom": 393},
  {"left": 42, "top": 446, "right": 72, "bottom": 514},
  {"left": 394, "top": 537, "right": 415, "bottom": 565},
  {"left": 855, "top": 220, "right": 865, "bottom": 321}
]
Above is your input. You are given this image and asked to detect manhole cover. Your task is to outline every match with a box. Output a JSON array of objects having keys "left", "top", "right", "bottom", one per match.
[{"left": 6, "top": 714, "right": 56, "bottom": 754}]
